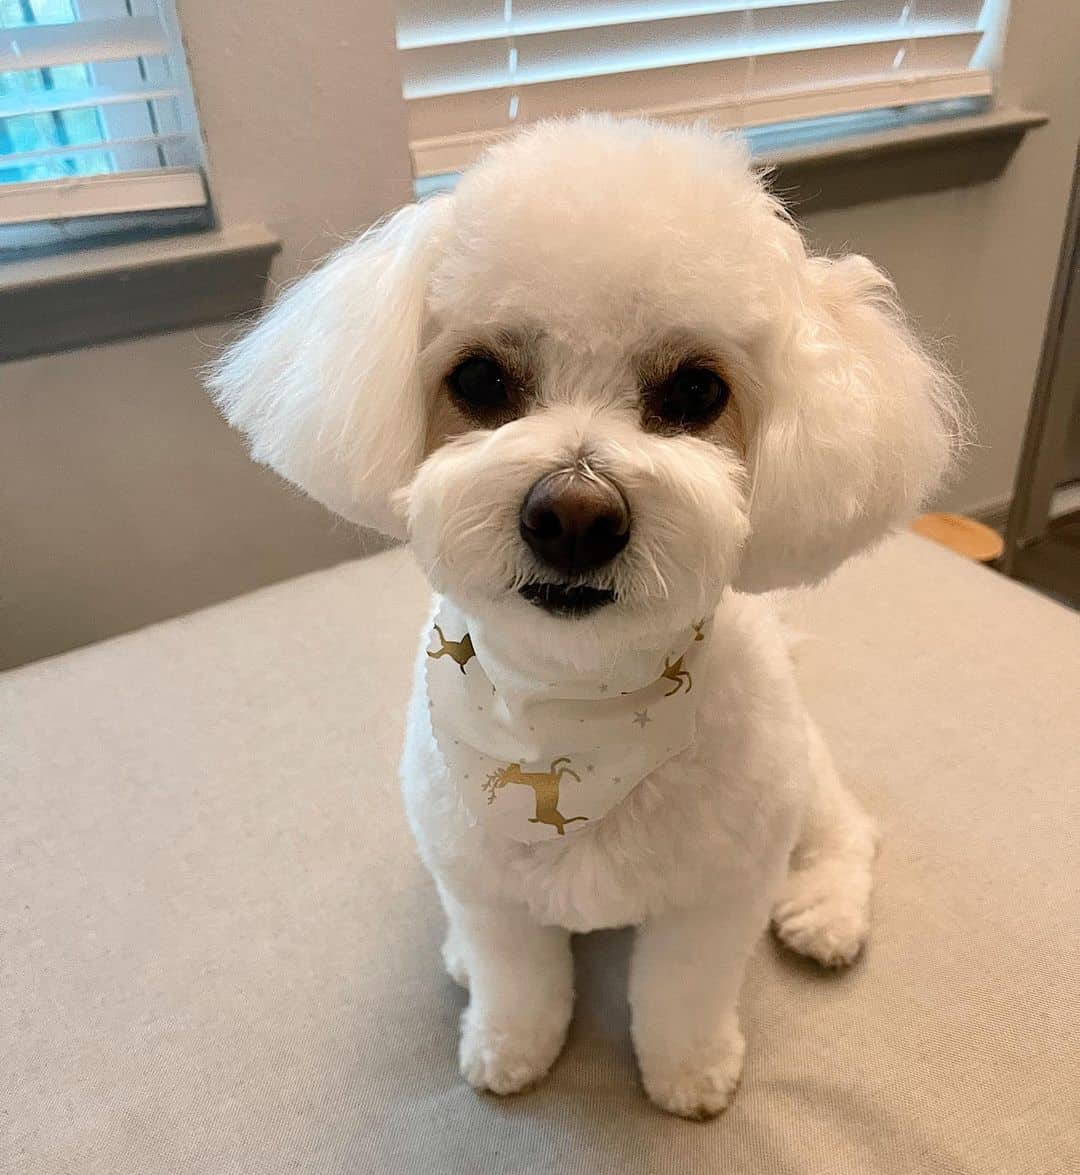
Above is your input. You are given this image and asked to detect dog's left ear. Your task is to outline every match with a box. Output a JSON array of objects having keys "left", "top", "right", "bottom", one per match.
[
  {"left": 734, "top": 252, "right": 964, "bottom": 592},
  {"left": 207, "top": 197, "right": 451, "bottom": 538}
]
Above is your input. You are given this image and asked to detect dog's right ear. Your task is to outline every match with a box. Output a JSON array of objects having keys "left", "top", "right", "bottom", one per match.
[{"left": 207, "top": 197, "right": 451, "bottom": 538}]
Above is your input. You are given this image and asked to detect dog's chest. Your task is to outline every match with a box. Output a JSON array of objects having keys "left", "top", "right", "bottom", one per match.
[
  {"left": 404, "top": 692, "right": 802, "bottom": 934},
  {"left": 400, "top": 594, "right": 807, "bottom": 933},
  {"left": 501, "top": 756, "right": 738, "bottom": 931}
]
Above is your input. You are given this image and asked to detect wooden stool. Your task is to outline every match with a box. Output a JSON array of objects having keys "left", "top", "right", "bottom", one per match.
[{"left": 911, "top": 513, "right": 1004, "bottom": 563}]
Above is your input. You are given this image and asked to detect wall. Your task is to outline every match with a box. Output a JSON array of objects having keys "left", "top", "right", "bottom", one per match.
[
  {"left": 1069, "top": 401, "right": 1080, "bottom": 486},
  {"left": 1, "top": 2, "right": 411, "bottom": 670},
  {"left": 3, "top": 2, "right": 1080, "bottom": 669}
]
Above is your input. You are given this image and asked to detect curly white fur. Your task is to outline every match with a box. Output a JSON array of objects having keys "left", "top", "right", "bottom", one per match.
[{"left": 208, "top": 116, "right": 959, "bottom": 1118}]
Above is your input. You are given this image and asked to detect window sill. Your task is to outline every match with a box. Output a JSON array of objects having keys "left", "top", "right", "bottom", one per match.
[
  {"left": 0, "top": 224, "right": 281, "bottom": 363},
  {"left": 415, "top": 105, "right": 1047, "bottom": 213},
  {"left": 762, "top": 105, "right": 1048, "bottom": 213}
]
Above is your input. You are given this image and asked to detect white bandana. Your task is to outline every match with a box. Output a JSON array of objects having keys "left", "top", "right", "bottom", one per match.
[{"left": 424, "top": 599, "right": 711, "bottom": 843}]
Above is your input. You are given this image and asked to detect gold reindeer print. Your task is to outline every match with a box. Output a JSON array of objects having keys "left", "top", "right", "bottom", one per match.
[
  {"left": 427, "top": 624, "right": 476, "bottom": 674},
  {"left": 692, "top": 619, "right": 706, "bottom": 641},
  {"left": 659, "top": 653, "right": 693, "bottom": 697},
  {"left": 483, "top": 756, "right": 587, "bottom": 836}
]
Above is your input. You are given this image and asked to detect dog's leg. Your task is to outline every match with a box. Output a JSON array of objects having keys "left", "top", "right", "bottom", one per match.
[
  {"left": 440, "top": 919, "right": 470, "bottom": 991},
  {"left": 442, "top": 891, "right": 573, "bottom": 1095},
  {"left": 630, "top": 902, "right": 765, "bottom": 1119},
  {"left": 771, "top": 716, "right": 879, "bottom": 967}
]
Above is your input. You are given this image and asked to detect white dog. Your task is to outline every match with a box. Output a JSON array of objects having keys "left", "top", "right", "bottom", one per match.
[{"left": 209, "top": 117, "right": 959, "bottom": 1119}]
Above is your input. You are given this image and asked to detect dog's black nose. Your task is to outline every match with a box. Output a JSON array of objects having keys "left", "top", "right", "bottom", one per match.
[{"left": 520, "top": 468, "right": 630, "bottom": 575}]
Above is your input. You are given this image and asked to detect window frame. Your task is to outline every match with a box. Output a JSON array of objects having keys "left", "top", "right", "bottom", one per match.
[
  {"left": 0, "top": 0, "right": 210, "bottom": 252},
  {"left": 394, "top": 0, "right": 1011, "bottom": 182}
]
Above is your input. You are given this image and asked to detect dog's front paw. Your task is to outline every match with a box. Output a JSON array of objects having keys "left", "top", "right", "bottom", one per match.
[
  {"left": 772, "top": 865, "right": 870, "bottom": 967},
  {"left": 639, "top": 1025, "right": 745, "bottom": 1120},
  {"left": 458, "top": 1006, "right": 567, "bottom": 1095}
]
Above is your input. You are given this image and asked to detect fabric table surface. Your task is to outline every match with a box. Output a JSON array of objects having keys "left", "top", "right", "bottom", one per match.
[{"left": 2, "top": 533, "right": 1078, "bottom": 1174}]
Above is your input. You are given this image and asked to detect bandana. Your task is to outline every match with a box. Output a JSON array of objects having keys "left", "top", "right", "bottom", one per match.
[{"left": 423, "top": 599, "right": 711, "bottom": 843}]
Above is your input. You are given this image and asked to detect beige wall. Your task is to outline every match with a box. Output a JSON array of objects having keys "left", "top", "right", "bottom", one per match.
[
  {"left": 3, "top": 2, "right": 1080, "bottom": 669},
  {"left": 1, "top": 2, "right": 411, "bottom": 670}
]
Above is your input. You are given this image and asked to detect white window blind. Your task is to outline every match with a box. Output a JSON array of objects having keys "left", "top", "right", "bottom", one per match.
[
  {"left": 0, "top": 0, "right": 207, "bottom": 240},
  {"left": 395, "top": 0, "right": 1003, "bottom": 178}
]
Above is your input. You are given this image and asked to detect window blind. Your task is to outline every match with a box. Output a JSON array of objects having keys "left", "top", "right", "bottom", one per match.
[
  {"left": 395, "top": 0, "right": 1002, "bottom": 178},
  {"left": 0, "top": 0, "right": 206, "bottom": 232}
]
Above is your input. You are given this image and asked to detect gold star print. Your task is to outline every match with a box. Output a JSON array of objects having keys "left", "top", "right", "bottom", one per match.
[{"left": 633, "top": 709, "right": 652, "bottom": 728}]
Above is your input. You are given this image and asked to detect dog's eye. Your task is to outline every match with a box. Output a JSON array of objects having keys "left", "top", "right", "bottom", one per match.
[
  {"left": 448, "top": 355, "right": 509, "bottom": 411},
  {"left": 649, "top": 365, "right": 730, "bottom": 430}
]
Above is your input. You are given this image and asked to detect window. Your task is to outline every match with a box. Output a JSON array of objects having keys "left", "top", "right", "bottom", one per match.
[
  {"left": 395, "top": 0, "right": 1008, "bottom": 183},
  {"left": 0, "top": 0, "right": 208, "bottom": 253}
]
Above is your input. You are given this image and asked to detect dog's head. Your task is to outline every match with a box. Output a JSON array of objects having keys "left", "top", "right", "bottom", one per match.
[{"left": 209, "top": 117, "right": 961, "bottom": 662}]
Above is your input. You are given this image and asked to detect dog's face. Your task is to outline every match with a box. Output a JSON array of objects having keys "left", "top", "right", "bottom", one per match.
[
  {"left": 210, "top": 117, "right": 960, "bottom": 662},
  {"left": 409, "top": 317, "right": 752, "bottom": 652}
]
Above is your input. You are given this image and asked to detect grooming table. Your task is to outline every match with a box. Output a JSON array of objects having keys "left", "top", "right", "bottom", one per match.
[{"left": 3, "top": 534, "right": 1077, "bottom": 1174}]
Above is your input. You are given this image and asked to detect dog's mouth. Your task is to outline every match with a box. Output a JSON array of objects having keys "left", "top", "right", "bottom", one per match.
[{"left": 518, "top": 582, "right": 616, "bottom": 618}]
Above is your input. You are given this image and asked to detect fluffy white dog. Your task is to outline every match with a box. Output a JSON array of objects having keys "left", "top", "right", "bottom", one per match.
[{"left": 209, "top": 116, "right": 959, "bottom": 1119}]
